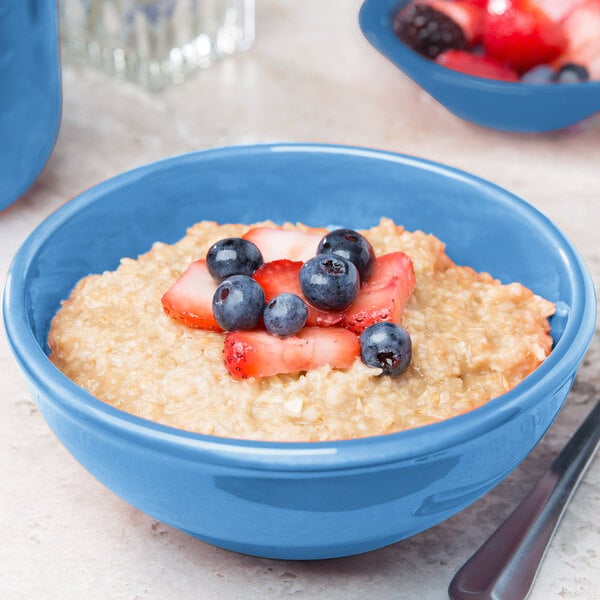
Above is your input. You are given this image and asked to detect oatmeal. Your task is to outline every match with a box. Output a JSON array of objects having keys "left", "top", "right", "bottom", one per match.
[{"left": 48, "top": 219, "right": 555, "bottom": 441}]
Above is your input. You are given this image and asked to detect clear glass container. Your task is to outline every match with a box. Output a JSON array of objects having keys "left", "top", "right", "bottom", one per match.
[{"left": 58, "top": 0, "right": 255, "bottom": 90}]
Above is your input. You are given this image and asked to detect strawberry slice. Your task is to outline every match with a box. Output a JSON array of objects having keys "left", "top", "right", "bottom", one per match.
[
  {"left": 242, "top": 226, "right": 327, "bottom": 263},
  {"left": 534, "top": 0, "right": 586, "bottom": 22},
  {"left": 436, "top": 49, "right": 519, "bottom": 80},
  {"left": 161, "top": 259, "right": 222, "bottom": 331},
  {"left": 423, "top": 0, "right": 486, "bottom": 44},
  {"left": 462, "top": 0, "right": 488, "bottom": 8},
  {"left": 342, "top": 252, "right": 416, "bottom": 334},
  {"left": 253, "top": 260, "right": 345, "bottom": 326},
  {"left": 482, "top": 0, "right": 567, "bottom": 73},
  {"left": 223, "top": 327, "right": 360, "bottom": 379},
  {"left": 557, "top": 0, "right": 600, "bottom": 78}
]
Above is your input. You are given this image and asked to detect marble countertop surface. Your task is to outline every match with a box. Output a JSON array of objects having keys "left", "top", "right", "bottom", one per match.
[{"left": 1, "top": 1, "right": 599, "bottom": 598}]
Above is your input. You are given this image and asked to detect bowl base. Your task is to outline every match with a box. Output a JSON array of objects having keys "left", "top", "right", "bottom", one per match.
[{"left": 179, "top": 527, "right": 408, "bottom": 560}]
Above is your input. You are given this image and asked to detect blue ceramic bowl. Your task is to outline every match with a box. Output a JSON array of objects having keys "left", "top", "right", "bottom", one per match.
[
  {"left": 0, "top": 2, "right": 62, "bottom": 211},
  {"left": 3, "top": 144, "right": 596, "bottom": 559},
  {"left": 359, "top": 0, "right": 600, "bottom": 132}
]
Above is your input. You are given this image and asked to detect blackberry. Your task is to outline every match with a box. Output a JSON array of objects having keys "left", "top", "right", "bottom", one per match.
[{"left": 394, "top": 4, "right": 466, "bottom": 59}]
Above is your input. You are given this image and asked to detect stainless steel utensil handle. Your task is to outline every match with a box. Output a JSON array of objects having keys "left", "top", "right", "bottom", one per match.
[{"left": 448, "top": 399, "right": 600, "bottom": 600}]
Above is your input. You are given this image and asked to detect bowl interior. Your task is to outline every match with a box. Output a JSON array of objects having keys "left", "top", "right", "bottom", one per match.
[
  {"left": 16, "top": 144, "right": 589, "bottom": 365},
  {"left": 359, "top": 0, "right": 600, "bottom": 132}
]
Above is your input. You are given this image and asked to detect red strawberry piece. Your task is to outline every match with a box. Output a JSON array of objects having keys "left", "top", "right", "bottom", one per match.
[
  {"left": 423, "top": 0, "right": 486, "bottom": 44},
  {"left": 242, "top": 226, "right": 328, "bottom": 263},
  {"left": 482, "top": 0, "right": 567, "bottom": 73},
  {"left": 161, "top": 259, "right": 222, "bottom": 331},
  {"left": 557, "top": 0, "right": 600, "bottom": 78},
  {"left": 462, "top": 0, "right": 489, "bottom": 8},
  {"left": 436, "top": 49, "right": 519, "bottom": 80},
  {"left": 223, "top": 327, "right": 360, "bottom": 379},
  {"left": 342, "top": 252, "right": 416, "bottom": 334},
  {"left": 533, "top": 0, "right": 586, "bottom": 22},
  {"left": 253, "top": 260, "right": 345, "bottom": 326}
]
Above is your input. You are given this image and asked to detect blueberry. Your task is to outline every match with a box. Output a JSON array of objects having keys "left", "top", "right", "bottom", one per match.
[
  {"left": 360, "top": 322, "right": 412, "bottom": 376},
  {"left": 212, "top": 275, "right": 265, "bottom": 331},
  {"left": 552, "top": 63, "right": 590, "bottom": 84},
  {"left": 317, "top": 228, "right": 376, "bottom": 282},
  {"left": 263, "top": 293, "right": 308, "bottom": 337},
  {"left": 206, "top": 237, "right": 263, "bottom": 282},
  {"left": 300, "top": 254, "right": 360, "bottom": 311},
  {"left": 521, "top": 64, "right": 555, "bottom": 84}
]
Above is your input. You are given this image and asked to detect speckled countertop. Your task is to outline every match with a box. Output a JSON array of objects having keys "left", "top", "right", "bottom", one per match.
[{"left": 1, "top": 1, "right": 599, "bottom": 598}]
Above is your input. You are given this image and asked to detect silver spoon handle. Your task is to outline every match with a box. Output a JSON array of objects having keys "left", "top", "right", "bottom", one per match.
[{"left": 448, "top": 399, "right": 600, "bottom": 600}]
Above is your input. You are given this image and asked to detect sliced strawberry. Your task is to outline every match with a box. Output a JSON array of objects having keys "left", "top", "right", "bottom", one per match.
[
  {"left": 422, "top": 0, "right": 486, "bottom": 44},
  {"left": 161, "top": 259, "right": 222, "bottom": 331},
  {"left": 242, "top": 226, "right": 327, "bottom": 263},
  {"left": 253, "top": 260, "right": 345, "bottom": 326},
  {"left": 534, "top": 0, "right": 586, "bottom": 22},
  {"left": 436, "top": 49, "right": 519, "bottom": 80},
  {"left": 482, "top": 0, "right": 567, "bottom": 73},
  {"left": 342, "top": 252, "right": 416, "bottom": 334},
  {"left": 462, "top": 0, "right": 488, "bottom": 8},
  {"left": 223, "top": 327, "right": 360, "bottom": 379},
  {"left": 557, "top": 0, "right": 600, "bottom": 78}
]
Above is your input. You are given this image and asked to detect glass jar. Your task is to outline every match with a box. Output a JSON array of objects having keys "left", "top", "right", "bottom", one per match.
[{"left": 58, "top": 0, "right": 255, "bottom": 90}]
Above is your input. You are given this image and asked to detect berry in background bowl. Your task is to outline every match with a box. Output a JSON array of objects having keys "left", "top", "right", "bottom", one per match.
[
  {"left": 359, "top": 0, "right": 600, "bottom": 131},
  {"left": 3, "top": 144, "right": 596, "bottom": 559}
]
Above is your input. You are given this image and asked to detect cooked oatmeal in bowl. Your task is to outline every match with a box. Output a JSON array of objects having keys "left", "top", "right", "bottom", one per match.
[
  {"left": 48, "top": 217, "right": 555, "bottom": 442},
  {"left": 5, "top": 144, "right": 595, "bottom": 559}
]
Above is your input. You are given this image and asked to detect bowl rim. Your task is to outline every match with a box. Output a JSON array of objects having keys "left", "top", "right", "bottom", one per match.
[
  {"left": 358, "top": 0, "right": 600, "bottom": 93},
  {"left": 3, "top": 142, "right": 597, "bottom": 472}
]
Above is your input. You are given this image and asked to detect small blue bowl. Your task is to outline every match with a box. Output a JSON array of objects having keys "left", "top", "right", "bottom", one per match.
[
  {"left": 0, "top": 2, "right": 62, "bottom": 211},
  {"left": 3, "top": 144, "right": 596, "bottom": 559},
  {"left": 359, "top": 0, "right": 600, "bottom": 132}
]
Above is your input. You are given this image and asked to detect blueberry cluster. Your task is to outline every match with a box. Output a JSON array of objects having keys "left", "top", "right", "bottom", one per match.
[
  {"left": 522, "top": 62, "right": 590, "bottom": 84},
  {"left": 207, "top": 238, "right": 272, "bottom": 333},
  {"left": 205, "top": 229, "right": 412, "bottom": 376}
]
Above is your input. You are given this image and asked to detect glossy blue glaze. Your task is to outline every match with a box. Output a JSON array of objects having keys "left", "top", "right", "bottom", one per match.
[
  {"left": 0, "top": 1, "right": 61, "bottom": 211},
  {"left": 359, "top": 0, "right": 600, "bottom": 132},
  {"left": 3, "top": 144, "right": 596, "bottom": 559}
]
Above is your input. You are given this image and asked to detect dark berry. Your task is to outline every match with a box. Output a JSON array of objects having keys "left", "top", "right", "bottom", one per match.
[
  {"left": 317, "top": 228, "right": 376, "bottom": 282},
  {"left": 206, "top": 237, "right": 264, "bottom": 282},
  {"left": 263, "top": 293, "right": 308, "bottom": 337},
  {"left": 521, "top": 64, "right": 555, "bottom": 84},
  {"left": 299, "top": 254, "right": 360, "bottom": 311},
  {"left": 552, "top": 63, "right": 590, "bottom": 84},
  {"left": 360, "top": 322, "right": 412, "bottom": 376},
  {"left": 212, "top": 275, "right": 265, "bottom": 331},
  {"left": 394, "top": 4, "right": 466, "bottom": 59}
]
